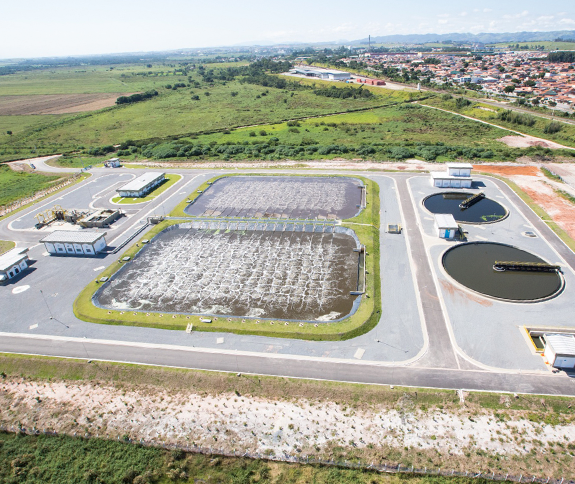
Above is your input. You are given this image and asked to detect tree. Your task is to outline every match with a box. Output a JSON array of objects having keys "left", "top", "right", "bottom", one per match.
[
  {"left": 504, "top": 85, "right": 515, "bottom": 93},
  {"left": 6, "top": 130, "right": 12, "bottom": 135}
]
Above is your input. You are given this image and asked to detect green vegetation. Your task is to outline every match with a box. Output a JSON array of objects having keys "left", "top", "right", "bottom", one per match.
[
  {"left": 0, "top": 164, "right": 62, "bottom": 207},
  {"left": 553, "top": 188, "right": 575, "bottom": 205},
  {"left": 0, "top": 240, "right": 15, "bottom": 254},
  {"left": 489, "top": 41, "right": 575, "bottom": 51},
  {"left": 0, "top": 431, "right": 506, "bottom": 484},
  {"left": 547, "top": 51, "right": 575, "bottom": 62},
  {"left": 74, "top": 174, "right": 380, "bottom": 341},
  {"left": 111, "top": 174, "right": 182, "bottom": 204},
  {"left": 116, "top": 89, "right": 158, "bottom": 105},
  {"left": 422, "top": 97, "right": 575, "bottom": 149}
]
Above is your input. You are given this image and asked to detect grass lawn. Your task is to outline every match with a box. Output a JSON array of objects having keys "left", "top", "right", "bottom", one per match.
[
  {"left": 0, "top": 240, "right": 15, "bottom": 254},
  {"left": 111, "top": 173, "right": 182, "bottom": 204},
  {"left": 74, "top": 174, "right": 380, "bottom": 341}
]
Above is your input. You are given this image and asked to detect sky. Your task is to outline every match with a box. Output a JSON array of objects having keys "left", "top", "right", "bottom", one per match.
[{"left": 1, "top": 0, "right": 574, "bottom": 59}]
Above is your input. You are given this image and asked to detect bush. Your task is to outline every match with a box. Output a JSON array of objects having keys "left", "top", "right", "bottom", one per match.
[
  {"left": 543, "top": 121, "right": 562, "bottom": 134},
  {"left": 497, "top": 110, "right": 536, "bottom": 127},
  {"left": 455, "top": 97, "right": 472, "bottom": 109},
  {"left": 288, "top": 127, "right": 300, "bottom": 133},
  {"left": 248, "top": 131, "right": 256, "bottom": 137},
  {"left": 259, "top": 130, "right": 267, "bottom": 136}
]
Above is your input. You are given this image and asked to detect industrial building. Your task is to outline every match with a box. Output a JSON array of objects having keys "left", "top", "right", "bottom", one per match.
[
  {"left": 434, "top": 214, "right": 459, "bottom": 239},
  {"left": 0, "top": 247, "right": 29, "bottom": 284},
  {"left": 117, "top": 172, "right": 165, "bottom": 198},
  {"left": 430, "top": 163, "right": 473, "bottom": 188},
  {"left": 40, "top": 230, "right": 107, "bottom": 256},
  {"left": 543, "top": 334, "right": 575, "bottom": 369},
  {"left": 290, "top": 67, "right": 351, "bottom": 80},
  {"left": 105, "top": 158, "right": 121, "bottom": 168}
]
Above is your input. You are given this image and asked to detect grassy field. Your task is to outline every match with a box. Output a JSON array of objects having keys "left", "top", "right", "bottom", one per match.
[
  {"left": 0, "top": 164, "right": 64, "bottom": 207},
  {"left": 422, "top": 97, "right": 575, "bottom": 149},
  {"left": 111, "top": 173, "right": 182, "bottom": 204},
  {"left": 0, "top": 431, "right": 502, "bottom": 484},
  {"left": 0, "top": 240, "right": 15, "bottom": 254},
  {"left": 74, "top": 174, "right": 380, "bottom": 341}
]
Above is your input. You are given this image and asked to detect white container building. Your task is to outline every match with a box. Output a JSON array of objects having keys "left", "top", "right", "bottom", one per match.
[
  {"left": 0, "top": 247, "right": 29, "bottom": 284},
  {"left": 117, "top": 172, "right": 165, "bottom": 198},
  {"left": 40, "top": 230, "right": 107, "bottom": 256},
  {"left": 543, "top": 334, "right": 575, "bottom": 369},
  {"left": 434, "top": 214, "right": 459, "bottom": 239},
  {"left": 430, "top": 163, "right": 473, "bottom": 188}
]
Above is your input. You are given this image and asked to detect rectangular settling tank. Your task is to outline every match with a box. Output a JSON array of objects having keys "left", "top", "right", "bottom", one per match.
[
  {"left": 96, "top": 226, "right": 360, "bottom": 321},
  {"left": 185, "top": 176, "right": 364, "bottom": 220}
]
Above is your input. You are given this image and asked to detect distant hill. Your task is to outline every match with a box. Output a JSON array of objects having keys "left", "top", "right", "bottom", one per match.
[{"left": 351, "top": 31, "right": 575, "bottom": 45}]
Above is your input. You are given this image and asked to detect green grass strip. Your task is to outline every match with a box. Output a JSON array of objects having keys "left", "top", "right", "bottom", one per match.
[{"left": 111, "top": 173, "right": 181, "bottom": 204}]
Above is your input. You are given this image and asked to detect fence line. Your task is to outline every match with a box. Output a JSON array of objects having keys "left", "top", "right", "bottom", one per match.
[
  {"left": 1, "top": 424, "right": 572, "bottom": 484},
  {"left": 0, "top": 172, "right": 83, "bottom": 218}
]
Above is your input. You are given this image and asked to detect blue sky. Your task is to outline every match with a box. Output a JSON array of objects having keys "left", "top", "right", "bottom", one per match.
[{"left": 1, "top": 0, "right": 574, "bottom": 59}]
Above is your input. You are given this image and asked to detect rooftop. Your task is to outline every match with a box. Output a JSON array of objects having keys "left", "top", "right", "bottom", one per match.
[
  {"left": 118, "top": 172, "right": 165, "bottom": 193},
  {"left": 434, "top": 213, "right": 458, "bottom": 229},
  {"left": 545, "top": 334, "right": 575, "bottom": 356},
  {"left": 0, "top": 247, "right": 29, "bottom": 272},
  {"left": 40, "top": 230, "right": 107, "bottom": 244}
]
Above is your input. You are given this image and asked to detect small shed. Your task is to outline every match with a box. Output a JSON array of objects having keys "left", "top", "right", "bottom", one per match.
[
  {"left": 0, "top": 247, "right": 29, "bottom": 284},
  {"left": 105, "top": 158, "right": 121, "bottom": 168},
  {"left": 543, "top": 334, "right": 575, "bottom": 369},
  {"left": 446, "top": 163, "right": 473, "bottom": 177},
  {"left": 40, "top": 230, "right": 107, "bottom": 256},
  {"left": 434, "top": 214, "right": 459, "bottom": 239}
]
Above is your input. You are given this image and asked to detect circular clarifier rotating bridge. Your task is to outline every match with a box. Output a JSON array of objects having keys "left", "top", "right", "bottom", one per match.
[
  {"left": 442, "top": 242, "right": 563, "bottom": 301},
  {"left": 424, "top": 192, "right": 507, "bottom": 224}
]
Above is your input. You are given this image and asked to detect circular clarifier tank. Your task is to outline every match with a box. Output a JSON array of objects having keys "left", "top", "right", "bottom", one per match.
[
  {"left": 423, "top": 192, "right": 507, "bottom": 224},
  {"left": 442, "top": 242, "right": 563, "bottom": 301}
]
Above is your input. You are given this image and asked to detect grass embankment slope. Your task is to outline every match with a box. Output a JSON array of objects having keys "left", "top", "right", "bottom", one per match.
[
  {"left": 0, "top": 240, "right": 15, "bottom": 254},
  {"left": 0, "top": 163, "right": 63, "bottom": 207},
  {"left": 74, "top": 174, "right": 380, "bottom": 341},
  {"left": 111, "top": 173, "right": 181, "bottom": 204}
]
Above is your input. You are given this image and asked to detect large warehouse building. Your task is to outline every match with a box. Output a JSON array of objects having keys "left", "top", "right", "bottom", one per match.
[
  {"left": 430, "top": 163, "right": 473, "bottom": 188},
  {"left": 290, "top": 67, "right": 351, "bottom": 80},
  {"left": 40, "top": 231, "right": 107, "bottom": 256},
  {"left": 117, "top": 172, "right": 165, "bottom": 198},
  {"left": 0, "top": 247, "right": 29, "bottom": 284}
]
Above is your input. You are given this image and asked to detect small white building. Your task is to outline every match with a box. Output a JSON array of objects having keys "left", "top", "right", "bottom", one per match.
[
  {"left": 40, "top": 231, "right": 107, "bottom": 256},
  {"left": 544, "top": 334, "right": 575, "bottom": 369},
  {"left": 0, "top": 247, "right": 29, "bottom": 284},
  {"left": 430, "top": 163, "right": 473, "bottom": 188},
  {"left": 105, "top": 158, "right": 121, "bottom": 168},
  {"left": 117, "top": 172, "right": 165, "bottom": 198},
  {"left": 434, "top": 214, "right": 459, "bottom": 239}
]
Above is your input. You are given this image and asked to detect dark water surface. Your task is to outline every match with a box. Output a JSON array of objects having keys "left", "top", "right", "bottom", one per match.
[
  {"left": 424, "top": 192, "right": 507, "bottom": 223},
  {"left": 185, "top": 176, "right": 363, "bottom": 220},
  {"left": 442, "top": 242, "right": 562, "bottom": 301}
]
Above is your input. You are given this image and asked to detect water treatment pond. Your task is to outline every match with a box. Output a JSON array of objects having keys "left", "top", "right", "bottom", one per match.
[
  {"left": 424, "top": 192, "right": 507, "bottom": 223},
  {"left": 97, "top": 226, "right": 360, "bottom": 321},
  {"left": 185, "top": 176, "right": 363, "bottom": 220},
  {"left": 442, "top": 242, "right": 562, "bottom": 301}
]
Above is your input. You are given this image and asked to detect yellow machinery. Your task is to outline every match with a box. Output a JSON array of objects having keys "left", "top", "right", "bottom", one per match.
[{"left": 34, "top": 205, "right": 66, "bottom": 227}]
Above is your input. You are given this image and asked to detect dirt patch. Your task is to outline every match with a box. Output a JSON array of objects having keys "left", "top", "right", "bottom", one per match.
[
  {"left": 0, "top": 93, "right": 138, "bottom": 115},
  {"left": 497, "top": 135, "right": 570, "bottom": 150},
  {"left": 473, "top": 164, "right": 540, "bottom": 176}
]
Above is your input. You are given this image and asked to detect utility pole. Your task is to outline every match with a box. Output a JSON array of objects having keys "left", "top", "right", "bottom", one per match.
[{"left": 368, "top": 35, "right": 371, "bottom": 54}]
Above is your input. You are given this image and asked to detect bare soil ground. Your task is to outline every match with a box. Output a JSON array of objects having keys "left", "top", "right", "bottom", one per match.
[
  {"left": 497, "top": 135, "right": 570, "bottom": 150},
  {"left": 1, "top": 376, "right": 574, "bottom": 478},
  {"left": 476, "top": 164, "right": 575, "bottom": 241},
  {"left": 0, "top": 93, "right": 137, "bottom": 115}
]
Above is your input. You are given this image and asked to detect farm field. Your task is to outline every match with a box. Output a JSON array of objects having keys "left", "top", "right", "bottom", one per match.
[
  {"left": 0, "top": 93, "right": 136, "bottom": 115},
  {"left": 488, "top": 41, "right": 575, "bottom": 51}
]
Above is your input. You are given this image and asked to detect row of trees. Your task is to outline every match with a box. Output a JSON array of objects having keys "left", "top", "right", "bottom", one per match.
[
  {"left": 312, "top": 85, "right": 374, "bottom": 99},
  {"left": 111, "top": 139, "right": 543, "bottom": 162},
  {"left": 115, "top": 90, "right": 158, "bottom": 105}
]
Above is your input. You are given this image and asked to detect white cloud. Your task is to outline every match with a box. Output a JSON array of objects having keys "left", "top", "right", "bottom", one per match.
[
  {"left": 460, "top": 11, "right": 468, "bottom": 17},
  {"left": 437, "top": 13, "right": 450, "bottom": 18},
  {"left": 483, "top": 8, "right": 492, "bottom": 13},
  {"left": 438, "top": 19, "right": 448, "bottom": 24},
  {"left": 560, "top": 18, "right": 575, "bottom": 25}
]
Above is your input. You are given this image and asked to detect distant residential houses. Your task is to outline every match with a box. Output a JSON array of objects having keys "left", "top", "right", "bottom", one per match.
[{"left": 343, "top": 51, "right": 575, "bottom": 110}]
